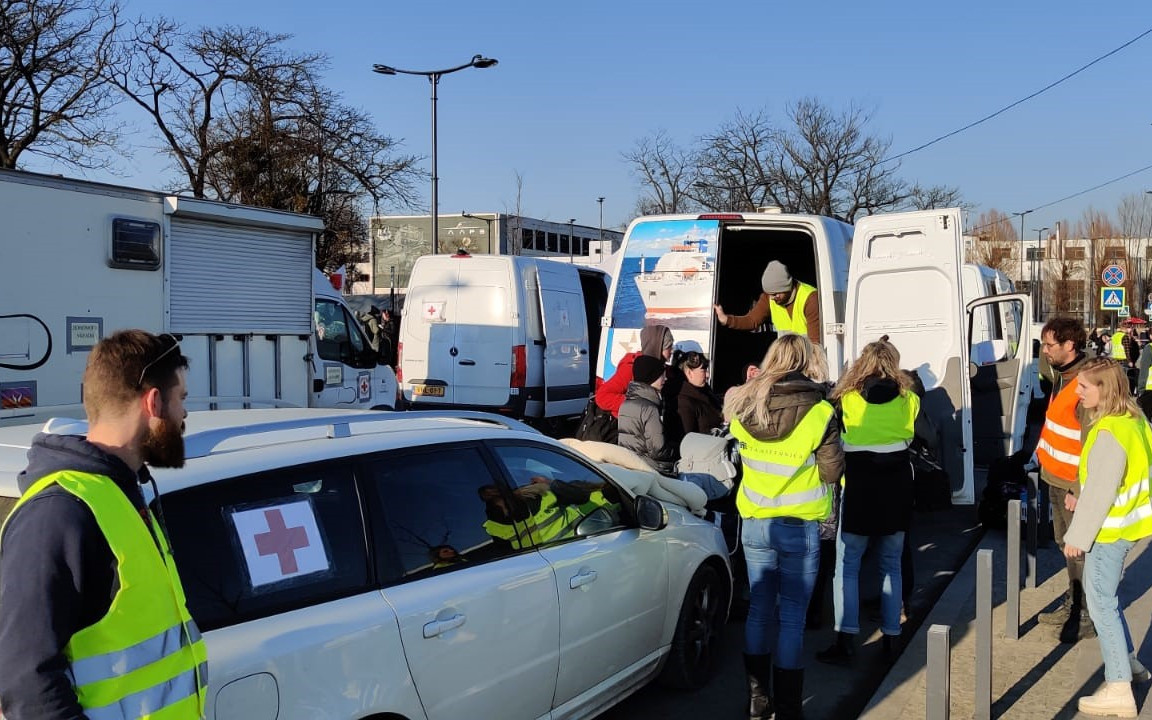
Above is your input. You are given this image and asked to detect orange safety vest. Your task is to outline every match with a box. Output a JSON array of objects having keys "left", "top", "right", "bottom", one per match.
[{"left": 1035, "top": 379, "right": 1082, "bottom": 482}]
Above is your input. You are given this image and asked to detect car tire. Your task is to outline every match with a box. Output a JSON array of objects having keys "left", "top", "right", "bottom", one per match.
[{"left": 658, "top": 563, "right": 727, "bottom": 690}]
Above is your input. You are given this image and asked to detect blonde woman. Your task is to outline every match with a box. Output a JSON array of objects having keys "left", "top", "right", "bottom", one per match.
[
  {"left": 1064, "top": 358, "right": 1152, "bottom": 717},
  {"left": 723, "top": 334, "right": 843, "bottom": 720},
  {"left": 817, "top": 337, "right": 919, "bottom": 666}
]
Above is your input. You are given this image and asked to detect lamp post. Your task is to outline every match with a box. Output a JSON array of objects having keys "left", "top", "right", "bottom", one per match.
[
  {"left": 568, "top": 218, "right": 576, "bottom": 263},
  {"left": 597, "top": 197, "right": 605, "bottom": 248},
  {"left": 1012, "top": 210, "right": 1032, "bottom": 289},
  {"left": 461, "top": 212, "right": 494, "bottom": 253},
  {"left": 372, "top": 54, "right": 498, "bottom": 255},
  {"left": 1032, "top": 227, "right": 1048, "bottom": 321}
]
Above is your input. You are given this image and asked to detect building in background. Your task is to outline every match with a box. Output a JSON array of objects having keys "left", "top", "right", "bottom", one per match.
[{"left": 357, "top": 213, "right": 623, "bottom": 297}]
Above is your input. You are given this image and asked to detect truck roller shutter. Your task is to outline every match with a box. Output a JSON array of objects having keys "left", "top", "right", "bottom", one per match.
[{"left": 168, "top": 218, "right": 313, "bottom": 334}]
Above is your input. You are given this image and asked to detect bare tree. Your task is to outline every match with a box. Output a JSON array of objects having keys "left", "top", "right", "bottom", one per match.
[
  {"left": 622, "top": 129, "right": 698, "bottom": 216},
  {"left": 692, "top": 109, "right": 776, "bottom": 212},
  {"left": 966, "top": 209, "right": 1018, "bottom": 276},
  {"left": 1041, "top": 219, "right": 1084, "bottom": 319},
  {"left": 0, "top": 0, "right": 123, "bottom": 169},
  {"left": 905, "top": 183, "right": 965, "bottom": 211},
  {"left": 1076, "top": 208, "right": 1120, "bottom": 329},
  {"left": 503, "top": 169, "right": 524, "bottom": 255}
]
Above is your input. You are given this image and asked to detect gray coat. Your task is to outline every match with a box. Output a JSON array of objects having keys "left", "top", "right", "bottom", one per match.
[{"left": 618, "top": 381, "right": 677, "bottom": 475}]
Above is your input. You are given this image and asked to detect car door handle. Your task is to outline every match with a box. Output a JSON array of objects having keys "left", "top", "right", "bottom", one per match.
[
  {"left": 569, "top": 569, "right": 598, "bottom": 589},
  {"left": 458, "top": 359, "right": 476, "bottom": 366},
  {"left": 423, "top": 613, "right": 466, "bottom": 638}
]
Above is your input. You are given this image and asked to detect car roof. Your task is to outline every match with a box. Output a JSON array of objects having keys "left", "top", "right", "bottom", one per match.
[{"left": 0, "top": 409, "right": 553, "bottom": 498}]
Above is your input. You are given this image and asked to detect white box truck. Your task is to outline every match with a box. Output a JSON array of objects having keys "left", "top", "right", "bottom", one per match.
[
  {"left": 399, "top": 252, "right": 608, "bottom": 421},
  {"left": 0, "top": 169, "right": 397, "bottom": 424},
  {"left": 598, "top": 209, "right": 1033, "bottom": 504}
]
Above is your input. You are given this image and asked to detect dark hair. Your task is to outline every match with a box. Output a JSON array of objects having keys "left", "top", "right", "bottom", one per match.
[
  {"left": 1041, "top": 316, "right": 1086, "bottom": 349},
  {"left": 672, "top": 349, "right": 709, "bottom": 371},
  {"left": 83, "top": 330, "right": 189, "bottom": 421}
]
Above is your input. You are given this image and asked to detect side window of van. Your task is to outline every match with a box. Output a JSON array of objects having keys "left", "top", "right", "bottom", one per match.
[
  {"left": 361, "top": 445, "right": 522, "bottom": 584},
  {"left": 160, "top": 461, "right": 370, "bottom": 631},
  {"left": 315, "top": 298, "right": 367, "bottom": 363}
]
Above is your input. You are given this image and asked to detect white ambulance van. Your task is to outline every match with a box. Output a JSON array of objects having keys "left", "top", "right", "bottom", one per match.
[
  {"left": 399, "top": 252, "right": 609, "bottom": 420},
  {"left": 0, "top": 169, "right": 397, "bottom": 424},
  {"left": 599, "top": 209, "right": 1032, "bottom": 504}
]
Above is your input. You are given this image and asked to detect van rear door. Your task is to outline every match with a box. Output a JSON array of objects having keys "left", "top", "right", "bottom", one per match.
[
  {"left": 535, "top": 262, "right": 591, "bottom": 417},
  {"left": 845, "top": 209, "right": 975, "bottom": 504}
]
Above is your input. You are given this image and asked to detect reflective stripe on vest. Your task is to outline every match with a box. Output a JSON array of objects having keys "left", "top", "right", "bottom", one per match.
[
  {"left": 483, "top": 491, "right": 587, "bottom": 549},
  {"left": 1036, "top": 379, "right": 1082, "bottom": 482},
  {"left": 768, "top": 282, "right": 817, "bottom": 337},
  {"left": 1079, "top": 415, "right": 1152, "bottom": 544},
  {"left": 1111, "top": 332, "right": 1127, "bottom": 359},
  {"left": 730, "top": 401, "right": 834, "bottom": 521},
  {"left": 4, "top": 471, "right": 207, "bottom": 719},
  {"left": 840, "top": 390, "right": 919, "bottom": 453}
]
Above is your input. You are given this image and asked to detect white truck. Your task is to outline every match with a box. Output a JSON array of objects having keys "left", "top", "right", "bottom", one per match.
[
  {"left": 600, "top": 209, "right": 1033, "bottom": 504},
  {"left": 0, "top": 169, "right": 397, "bottom": 424}
]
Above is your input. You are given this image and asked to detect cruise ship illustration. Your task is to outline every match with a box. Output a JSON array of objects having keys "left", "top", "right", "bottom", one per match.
[{"left": 634, "top": 236, "right": 714, "bottom": 314}]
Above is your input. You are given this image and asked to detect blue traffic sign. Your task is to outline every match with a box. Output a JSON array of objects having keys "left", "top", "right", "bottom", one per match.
[
  {"left": 1102, "top": 264, "right": 1126, "bottom": 286},
  {"left": 1101, "top": 286, "right": 1126, "bottom": 310}
]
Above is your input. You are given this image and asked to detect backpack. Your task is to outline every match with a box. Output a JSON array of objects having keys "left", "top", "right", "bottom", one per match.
[
  {"left": 675, "top": 431, "right": 740, "bottom": 494},
  {"left": 575, "top": 397, "right": 618, "bottom": 444}
]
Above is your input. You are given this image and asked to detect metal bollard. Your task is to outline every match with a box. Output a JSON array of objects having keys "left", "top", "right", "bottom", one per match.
[
  {"left": 927, "top": 624, "right": 951, "bottom": 720},
  {"left": 975, "top": 549, "right": 993, "bottom": 719},
  {"left": 1026, "top": 471, "right": 1038, "bottom": 589},
  {"left": 1006, "top": 498, "right": 1021, "bottom": 640}
]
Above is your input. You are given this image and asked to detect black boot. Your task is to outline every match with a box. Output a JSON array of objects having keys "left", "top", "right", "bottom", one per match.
[
  {"left": 1060, "top": 580, "right": 1086, "bottom": 644},
  {"left": 815, "top": 631, "right": 855, "bottom": 666},
  {"left": 773, "top": 666, "right": 805, "bottom": 720},
  {"left": 743, "top": 653, "right": 773, "bottom": 719},
  {"left": 882, "top": 634, "right": 899, "bottom": 663}
]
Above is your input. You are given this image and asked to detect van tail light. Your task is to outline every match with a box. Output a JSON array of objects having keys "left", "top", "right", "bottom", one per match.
[
  {"left": 511, "top": 345, "right": 526, "bottom": 389},
  {"left": 396, "top": 342, "right": 403, "bottom": 383}
]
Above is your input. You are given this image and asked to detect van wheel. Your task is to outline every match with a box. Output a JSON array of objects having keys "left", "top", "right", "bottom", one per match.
[{"left": 658, "top": 563, "right": 727, "bottom": 690}]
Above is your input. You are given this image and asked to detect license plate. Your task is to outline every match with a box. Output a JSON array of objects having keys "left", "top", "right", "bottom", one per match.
[{"left": 413, "top": 385, "right": 445, "bottom": 397}]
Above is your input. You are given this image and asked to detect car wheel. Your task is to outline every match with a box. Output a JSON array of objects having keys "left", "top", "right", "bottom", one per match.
[{"left": 658, "top": 563, "right": 727, "bottom": 690}]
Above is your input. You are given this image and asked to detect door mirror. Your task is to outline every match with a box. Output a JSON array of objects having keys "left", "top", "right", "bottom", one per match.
[{"left": 635, "top": 494, "right": 667, "bottom": 531}]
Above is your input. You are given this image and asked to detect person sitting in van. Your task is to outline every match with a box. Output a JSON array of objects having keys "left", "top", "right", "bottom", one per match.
[
  {"left": 713, "top": 260, "right": 821, "bottom": 345},
  {"left": 618, "top": 354, "right": 677, "bottom": 475},
  {"left": 595, "top": 324, "right": 673, "bottom": 418}
]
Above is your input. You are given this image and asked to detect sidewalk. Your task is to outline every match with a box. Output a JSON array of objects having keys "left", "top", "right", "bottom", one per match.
[{"left": 861, "top": 530, "right": 1152, "bottom": 719}]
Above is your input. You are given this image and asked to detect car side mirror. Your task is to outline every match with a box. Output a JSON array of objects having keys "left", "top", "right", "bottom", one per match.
[{"left": 635, "top": 494, "right": 667, "bottom": 531}]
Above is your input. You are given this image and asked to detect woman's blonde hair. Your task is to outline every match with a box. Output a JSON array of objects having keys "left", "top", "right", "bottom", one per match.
[
  {"left": 723, "top": 334, "right": 823, "bottom": 427},
  {"left": 831, "top": 335, "right": 911, "bottom": 400},
  {"left": 1078, "top": 357, "right": 1142, "bottom": 426}
]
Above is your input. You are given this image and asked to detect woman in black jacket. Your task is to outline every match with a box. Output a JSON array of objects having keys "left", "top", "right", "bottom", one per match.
[{"left": 667, "top": 350, "right": 723, "bottom": 443}]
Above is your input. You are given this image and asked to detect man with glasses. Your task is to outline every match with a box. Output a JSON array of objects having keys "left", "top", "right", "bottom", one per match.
[
  {"left": 0, "top": 330, "right": 207, "bottom": 719},
  {"left": 1034, "top": 316, "right": 1095, "bottom": 644},
  {"left": 713, "top": 260, "right": 821, "bottom": 345}
]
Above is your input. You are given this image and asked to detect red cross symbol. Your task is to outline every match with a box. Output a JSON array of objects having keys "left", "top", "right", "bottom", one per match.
[
  {"left": 254, "top": 508, "right": 310, "bottom": 574},
  {"left": 359, "top": 376, "right": 370, "bottom": 394},
  {"left": 426, "top": 304, "right": 437, "bottom": 316}
]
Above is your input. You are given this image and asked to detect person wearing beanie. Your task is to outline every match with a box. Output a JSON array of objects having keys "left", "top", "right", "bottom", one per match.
[
  {"left": 617, "top": 354, "right": 677, "bottom": 474},
  {"left": 595, "top": 324, "right": 674, "bottom": 418},
  {"left": 714, "top": 260, "right": 821, "bottom": 345}
]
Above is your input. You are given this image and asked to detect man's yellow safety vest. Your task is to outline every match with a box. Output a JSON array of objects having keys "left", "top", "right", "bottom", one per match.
[
  {"left": 1079, "top": 414, "right": 1152, "bottom": 544},
  {"left": 7, "top": 471, "right": 208, "bottom": 720},
  {"left": 483, "top": 490, "right": 610, "bottom": 549},
  {"left": 768, "top": 282, "right": 817, "bottom": 338},
  {"left": 1111, "top": 331, "right": 1128, "bottom": 360},
  {"left": 731, "top": 402, "right": 834, "bottom": 521},
  {"left": 840, "top": 390, "right": 919, "bottom": 453}
]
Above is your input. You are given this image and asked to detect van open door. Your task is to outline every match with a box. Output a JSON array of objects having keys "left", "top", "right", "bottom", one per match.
[
  {"left": 536, "top": 262, "right": 591, "bottom": 418},
  {"left": 966, "top": 293, "right": 1033, "bottom": 465},
  {"left": 846, "top": 209, "right": 975, "bottom": 504}
]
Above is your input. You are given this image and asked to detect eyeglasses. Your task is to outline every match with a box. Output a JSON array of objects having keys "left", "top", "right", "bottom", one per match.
[{"left": 137, "top": 334, "right": 181, "bottom": 389}]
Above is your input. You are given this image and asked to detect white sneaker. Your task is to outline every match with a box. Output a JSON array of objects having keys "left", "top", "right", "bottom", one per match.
[{"left": 1078, "top": 682, "right": 1138, "bottom": 717}]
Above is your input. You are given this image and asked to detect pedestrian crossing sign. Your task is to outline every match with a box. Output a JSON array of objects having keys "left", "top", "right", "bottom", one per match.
[{"left": 1100, "top": 287, "right": 1126, "bottom": 310}]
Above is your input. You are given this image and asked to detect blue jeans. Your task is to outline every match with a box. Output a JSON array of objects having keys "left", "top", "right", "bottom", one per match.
[
  {"left": 1083, "top": 538, "right": 1136, "bottom": 682},
  {"left": 833, "top": 529, "right": 904, "bottom": 637},
  {"left": 742, "top": 516, "right": 820, "bottom": 669}
]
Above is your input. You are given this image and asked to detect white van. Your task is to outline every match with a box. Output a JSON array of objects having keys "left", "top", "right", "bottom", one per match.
[
  {"left": 400, "top": 253, "right": 609, "bottom": 420},
  {"left": 600, "top": 209, "right": 1032, "bottom": 504}
]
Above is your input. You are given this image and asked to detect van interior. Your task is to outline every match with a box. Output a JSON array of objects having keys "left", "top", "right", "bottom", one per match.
[
  {"left": 576, "top": 270, "right": 609, "bottom": 389},
  {"left": 710, "top": 224, "right": 819, "bottom": 396}
]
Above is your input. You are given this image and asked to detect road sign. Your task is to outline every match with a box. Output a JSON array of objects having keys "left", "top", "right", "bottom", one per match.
[
  {"left": 1102, "top": 264, "right": 1126, "bottom": 286},
  {"left": 1101, "top": 287, "right": 1126, "bottom": 311},
  {"left": 1119, "top": 305, "right": 1130, "bottom": 318}
]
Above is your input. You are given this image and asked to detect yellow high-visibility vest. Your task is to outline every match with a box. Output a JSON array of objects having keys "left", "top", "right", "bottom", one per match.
[
  {"left": 768, "top": 282, "right": 817, "bottom": 338},
  {"left": 1111, "top": 331, "right": 1128, "bottom": 360},
  {"left": 840, "top": 390, "right": 919, "bottom": 453},
  {"left": 1079, "top": 415, "right": 1152, "bottom": 544},
  {"left": 731, "top": 402, "right": 834, "bottom": 521},
  {"left": 5, "top": 471, "right": 207, "bottom": 720}
]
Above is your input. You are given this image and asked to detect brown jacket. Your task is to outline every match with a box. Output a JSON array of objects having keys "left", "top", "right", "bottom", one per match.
[{"left": 723, "top": 290, "right": 821, "bottom": 345}]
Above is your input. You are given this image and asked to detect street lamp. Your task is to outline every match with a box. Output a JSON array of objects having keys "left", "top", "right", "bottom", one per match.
[
  {"left": 597, "top": 197, "right": 605, "bottom": 248},
  {"left": 568, "top": 218, "right": 576, "bottom": 263},
  {"left": 1032, "top": 227, "right": 1048, "bottom": 321},
  {"left": 461, "top": 212, "right": 494, "bottom": 253},
  {"left": 372, "top": 54, "right": 498, "bottom": 255},
  {"left": 1012, "top": 210, "right": 1032, "bottom": 288}
]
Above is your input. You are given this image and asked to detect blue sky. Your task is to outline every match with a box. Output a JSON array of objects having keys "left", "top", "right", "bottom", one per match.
[{"left": 26, "top": 0, "right": 1152, "bottom": 237}]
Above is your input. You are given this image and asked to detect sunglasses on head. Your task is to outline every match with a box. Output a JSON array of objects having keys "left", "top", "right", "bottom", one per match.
[
  {"left": 136, "top": 334, "right": 181, "bottom": 389},
  {"left": 682, "top": 351, "right": 709, "bottom": 370}
]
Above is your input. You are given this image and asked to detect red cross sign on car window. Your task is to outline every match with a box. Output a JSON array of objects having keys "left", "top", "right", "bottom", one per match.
[
  {"left": 254, "top": 508, "right": 310, "bottom": 574},
  {"left": 231, "top": 500, "right": 330, "bottom": 587}
]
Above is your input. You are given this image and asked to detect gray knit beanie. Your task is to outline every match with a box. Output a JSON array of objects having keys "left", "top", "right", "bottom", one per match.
[{"left": 761, "top": 261, "right": 793, "bottom": 294}]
